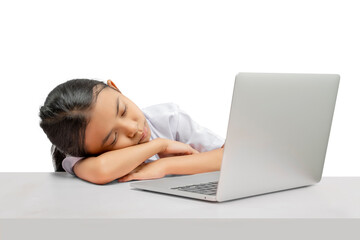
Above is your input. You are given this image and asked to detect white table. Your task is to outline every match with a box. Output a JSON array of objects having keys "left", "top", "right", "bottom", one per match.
[{"left": 1, "top": 173, "right": 359, "bottom": 240}]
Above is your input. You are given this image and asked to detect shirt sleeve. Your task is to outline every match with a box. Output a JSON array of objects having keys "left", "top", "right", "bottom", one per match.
[
  {"left": 175, "top": 106, "right": 225, "bottom": 152},
  {"left": 62, "top": 156, "right": 84, "bottom": 176}
]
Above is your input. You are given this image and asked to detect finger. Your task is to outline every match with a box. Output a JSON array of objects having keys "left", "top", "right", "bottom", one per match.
[
  {"left": 118, "top": 174, "right": 131, "bottom": 182},
  {"left": 118, "top": 177, "right": 126, "bottom": 182},
  {"left": 190, "top": 149, "right": 199, "bottom": 154},
  {"left": 119, "top": 177, "right": 132, "bottom": 183}
]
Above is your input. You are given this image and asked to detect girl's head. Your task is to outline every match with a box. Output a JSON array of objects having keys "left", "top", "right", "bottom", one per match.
[{"left": 39, "top": 79, "right": 151, "bottom": 172}]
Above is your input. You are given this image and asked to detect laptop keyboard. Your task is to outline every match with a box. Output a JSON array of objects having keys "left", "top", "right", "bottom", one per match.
[{"left": 171, "top": 181, "right": 218, "bottom": 195}]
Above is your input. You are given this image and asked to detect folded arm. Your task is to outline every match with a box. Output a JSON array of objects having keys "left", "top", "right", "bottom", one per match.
[
  {"left": 118, "top": 147, "right": 224, "bottom": 182},
  {"left": 73, "top": 138, "right": 199, "bottom": 185}
]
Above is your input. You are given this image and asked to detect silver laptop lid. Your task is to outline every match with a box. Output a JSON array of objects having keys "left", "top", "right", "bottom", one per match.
[{"left": 217, "top": 73, "right": 340, "bottom": 202}]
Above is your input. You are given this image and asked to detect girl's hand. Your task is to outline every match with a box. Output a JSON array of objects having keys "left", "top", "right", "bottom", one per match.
[
  {"left": 118, "top": 161, "right": 166, "bottom": 182},
  {"left": 157, "top": 139, "right": 199, "bottom": 158},
  {"left": 118, "top": 139, "right": 199, "bottom": 182}
]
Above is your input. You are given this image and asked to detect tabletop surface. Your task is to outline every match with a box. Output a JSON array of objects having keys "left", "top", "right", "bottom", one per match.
[{"left": 1, "top": 173, "right": 359, "bottom": 219}]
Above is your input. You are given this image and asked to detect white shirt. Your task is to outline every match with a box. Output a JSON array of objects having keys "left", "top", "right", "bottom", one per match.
[{"left": 62, "top": 103, "right": 225, "bottom": 176}]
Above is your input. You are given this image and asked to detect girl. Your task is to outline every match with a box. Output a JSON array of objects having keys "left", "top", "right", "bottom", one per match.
[{"left": 39, "top": 79, "right": 224, "bottom": 185}]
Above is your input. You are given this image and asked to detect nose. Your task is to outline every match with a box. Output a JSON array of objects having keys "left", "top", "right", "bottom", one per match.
[{"left": 120, "top": 119, "right": 139, "bottom": 138}]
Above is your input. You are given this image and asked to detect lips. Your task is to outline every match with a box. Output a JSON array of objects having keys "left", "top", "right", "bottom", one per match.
[{"left": 138, "top": 122, "right": 148, "bottom": 143}]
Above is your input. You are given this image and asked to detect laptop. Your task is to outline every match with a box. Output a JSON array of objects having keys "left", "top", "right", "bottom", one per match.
[{"left": 130, "top": 72, "right": 340, "bottom": 202}]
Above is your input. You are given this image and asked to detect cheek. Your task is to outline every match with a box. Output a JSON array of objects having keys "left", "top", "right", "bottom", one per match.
[
  {"left": 113, "top": 135, "right": 134, "bottom": 149},
  {"left": 129, "top": 103, "right": 144, "bottom": 119},
  {"left": 84, "top": 129, "right": 103, "bottom": 154}
]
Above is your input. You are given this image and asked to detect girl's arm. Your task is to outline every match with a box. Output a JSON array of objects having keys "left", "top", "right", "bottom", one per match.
[
  {"left": 162, "top": 148, "right": 223, "bottom": 175},
  {"left": 118, "top": 147, "right": 224, "bottom": 182},
  {"left": 73, "top": 138, "right": 198, "bottom": 185}
]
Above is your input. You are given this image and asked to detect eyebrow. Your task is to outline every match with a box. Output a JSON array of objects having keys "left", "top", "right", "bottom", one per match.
[{"left": 101, "top": 97, "right": 120, "bottom": 147}]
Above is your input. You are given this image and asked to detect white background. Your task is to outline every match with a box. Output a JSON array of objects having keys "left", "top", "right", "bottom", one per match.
[{"left": 0, "top": 0, "right": 358, "bottom": 176}]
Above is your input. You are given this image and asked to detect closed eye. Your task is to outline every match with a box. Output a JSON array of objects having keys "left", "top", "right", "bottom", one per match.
[
  {"left": 111, "top": 132, "right": 117, "bottom": 145},
  {"left": 111, "top": 104, "right": 126, "bottom": 147},
  {"left": 121, "top": 105, "right": 127, "bottom": 117}
]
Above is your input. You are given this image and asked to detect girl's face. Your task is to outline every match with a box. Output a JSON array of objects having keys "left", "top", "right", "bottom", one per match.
[{"left": 84, "top": 80, "right": 151, "bottom": 155}]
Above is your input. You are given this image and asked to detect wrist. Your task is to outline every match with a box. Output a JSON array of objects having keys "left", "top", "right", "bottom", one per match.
[
  {"left": 154, "top": 138, "right": 168, "bottom": 153},
  {"left": 156, "top": 157, "right": 172, "bottom": 175}
]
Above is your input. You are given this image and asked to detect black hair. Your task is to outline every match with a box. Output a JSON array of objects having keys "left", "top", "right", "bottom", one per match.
[{"left": 39, "top": 79, "right": 108, "bottom": 172}]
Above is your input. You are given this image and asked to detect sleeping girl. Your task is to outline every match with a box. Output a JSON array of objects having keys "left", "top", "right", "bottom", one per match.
[{"left": 39, "top": 79, "right": 224, "bottom": 184}]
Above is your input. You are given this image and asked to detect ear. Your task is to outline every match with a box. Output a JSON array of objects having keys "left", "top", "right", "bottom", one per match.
[{"left": 107, "top": 80, "right": 121, "bottom": 93}]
